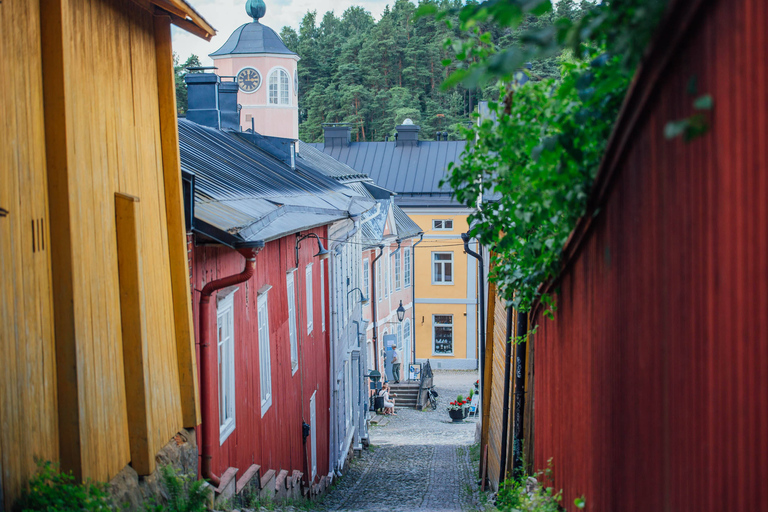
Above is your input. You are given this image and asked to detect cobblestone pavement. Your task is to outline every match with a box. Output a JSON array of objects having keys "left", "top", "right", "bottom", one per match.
[{"left": 317, "top": 370, "right": 483, "bottom": 512}]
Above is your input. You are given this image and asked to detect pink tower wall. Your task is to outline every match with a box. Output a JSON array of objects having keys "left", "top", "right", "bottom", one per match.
[{"left": 212, "top": 54, "right": 299, "bottom": 139}]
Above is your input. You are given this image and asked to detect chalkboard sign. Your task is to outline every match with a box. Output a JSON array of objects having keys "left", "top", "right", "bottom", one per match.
[{"left": 433, "top": 315, "right": 453, "bottom": 354}]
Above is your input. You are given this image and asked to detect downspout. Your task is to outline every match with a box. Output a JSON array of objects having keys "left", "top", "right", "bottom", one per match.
[
  {"left": 370, "top": 245, "right": 385, "bottom": 371},
  {"left": 511, "top": 311, "right": 528, "bottom": 480},
  {"left": 462, "top": 233, "right": 485, "bottom": 412},
  {"left": 498, "top": 306, "right": 514, "bottom": 484},
  {"left": 199, "top": 243, "right": 264, "bottom": 486},
  {"left": 410, "top": 233, "right": 424, "bottom": 365}
]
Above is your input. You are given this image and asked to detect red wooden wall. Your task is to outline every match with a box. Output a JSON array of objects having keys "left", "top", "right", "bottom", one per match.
[
  {"left": 191, "top": 226, "right": 330, "bottom": 484},
  {"left": 531, "top": 1, "right": 768, "bottom": 510}
]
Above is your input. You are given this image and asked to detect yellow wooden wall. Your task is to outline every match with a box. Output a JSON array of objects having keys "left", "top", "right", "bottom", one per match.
[
  {"left": 40, "top": 0, "right": 189, "bottom": 482},
  {"left": 0, "top": 1, "right": 60, "bottom": 507},
  {"left": 485, "top": 285, "right": 514, "bottom": 490}
]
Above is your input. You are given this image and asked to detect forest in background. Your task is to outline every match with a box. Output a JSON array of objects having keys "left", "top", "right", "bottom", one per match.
[
  {"left": 173, "top": 0, "right": 588, "bottom": 142},
  {"left": 280, "top": 0, "right": 588, "bottom": 142}
]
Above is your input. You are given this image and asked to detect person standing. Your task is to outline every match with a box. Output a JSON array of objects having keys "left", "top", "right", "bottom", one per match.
[{"left": 392, "top": 348, "right": 402, "bottom": 383}]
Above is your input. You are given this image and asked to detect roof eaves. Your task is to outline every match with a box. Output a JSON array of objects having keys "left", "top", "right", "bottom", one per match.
[{"left": 151, "top": 0, "right": 215, "bottom": 40}]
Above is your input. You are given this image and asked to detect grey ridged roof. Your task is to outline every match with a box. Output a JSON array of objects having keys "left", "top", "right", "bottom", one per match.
[
  {"left": 310, "top": 140, "right": 467, "bottom": 207},
  {"left": 178, "top": 119, "right": 373, "bottom": 246},
  {"left": 210, "top": 21, "right": 295, "bottom": 57}
]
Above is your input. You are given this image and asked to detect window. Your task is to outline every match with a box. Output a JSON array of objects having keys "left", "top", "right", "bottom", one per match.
[
  {"left": 363, "top": 258, "right": 370, "bottom": 298},
  {"left": 404, "top": 248, "right": 411, "bottom": 287},
  {"left": 306, "top": 263, "right": 313, "bottom": 334},
  {"left": 287, "top": 271, "right": 299, "bottom": 373},
  {"left": 432, "top": 252, "right": 454, "bottom": 284},
  {"left": 217, "top": 293, "right": 236, "bottom": 443},
  {"left": 394, "top": 251, "right": 401, "bottom": 290},
  {"left": 377, "top": 258, "right": 382, "bottom": 302},
  {"left": 320, "top": 260, "right": 325, "bottom": 332},
  {"left": 257, "top": 292, "right": 272, "bottom": 415},
  {"left": 345, "top": 360, "right": 352, "bottom": 428},
  {"left": 433, "top": 314, "right": 453, "bottom": 355},
  {"left": 398, "top": 322, "right": 403, "bottom": 350},
  {"left": 268, "top": 68, "right": 290, "bottom": 105},
  {"left": 433, "top": 219, "right": 454, "bottom": 231},
  {"left": 385, "top": 253, "right": 390, "bottom": 297},
  {"left": 403, "top": 319, "right": 411, "bottom": 352}
]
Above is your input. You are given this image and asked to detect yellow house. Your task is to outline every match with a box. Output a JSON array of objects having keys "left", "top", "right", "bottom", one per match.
[
  {"left": 313, "top": 123, "right": 480, "bottom": 369},
  {"left": 0, "top": 0, "right": 213, "bottom": 506}
]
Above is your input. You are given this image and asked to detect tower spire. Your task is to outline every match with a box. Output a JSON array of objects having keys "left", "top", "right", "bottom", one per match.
[{"left": 245, "top": 0, "right": 266, "bottom": 22}]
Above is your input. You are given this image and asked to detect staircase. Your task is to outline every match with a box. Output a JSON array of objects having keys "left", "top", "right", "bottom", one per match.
[{"left": 389, "top": 382, "right": 420, "bottom": 409}]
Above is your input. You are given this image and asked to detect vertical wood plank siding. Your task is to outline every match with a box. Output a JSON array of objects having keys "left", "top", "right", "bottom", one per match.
[
  {"left": 531, "top": 1, "right": 768, "bottom": 510},
  {"left": 0, "top": 0, "right": 59, "bottom": 507},
  {"left": 191, "top": 227, "right": 331, "bottom": 484}
]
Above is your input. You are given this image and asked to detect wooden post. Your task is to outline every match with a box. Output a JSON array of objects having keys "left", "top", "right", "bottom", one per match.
[
  {"left": 153, "top": 13, "right": 200, "bottom": 427},
  {"left": 115, "top": 193, "right": 155, "bottom": 475}
]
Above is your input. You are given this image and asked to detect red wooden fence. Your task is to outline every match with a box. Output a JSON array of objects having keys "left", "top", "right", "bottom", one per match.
[{"left": 531, "top": 0, "right": 768, "bottom": 510}]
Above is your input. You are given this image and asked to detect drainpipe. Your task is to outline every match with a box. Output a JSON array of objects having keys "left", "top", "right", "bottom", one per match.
[
  {"left": 370, "top": 244, "right": 385, "bottom": 371},
  {"left": 410, "top": 233, "right": 424, "bottom": 366},
  {"left": 461, "top": 233, "right": 485, "bottom": 413},
  {"left": 498, "top": 306, "right": 514, "bottom": 484},
  {"left": 199, "top": 243, "right": 264, "bottom": 486},
  {"left": 511, "top": 311, "right": 528, "bottom": 479}
]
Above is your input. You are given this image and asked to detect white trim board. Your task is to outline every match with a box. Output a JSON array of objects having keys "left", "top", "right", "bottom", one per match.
[{"left": 415, "top": 298, "right": 477, "bottom": 305}]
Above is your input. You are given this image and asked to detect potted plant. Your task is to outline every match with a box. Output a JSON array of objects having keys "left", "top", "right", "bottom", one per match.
[{"left": 447, "top": 400, "right": 465, "bottom": 421}]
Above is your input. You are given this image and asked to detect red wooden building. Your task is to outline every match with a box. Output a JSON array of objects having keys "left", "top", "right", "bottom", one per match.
[
  {"left": 178, "top": 76, "right": 373, "bottom": 500},
  {"left": 529, "top": 0, "right": 768, "bottom": 510}
]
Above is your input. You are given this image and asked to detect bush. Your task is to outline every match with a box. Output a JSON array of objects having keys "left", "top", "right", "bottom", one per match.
[
  {"left": 495, "top": 460, "right": 585, "bottom": 512},
  {"left": 14, "top": 460, "right": 112, "bottom": 512},
  {"left": 143, "top": 465, "right": 210, "bottom": 512}
]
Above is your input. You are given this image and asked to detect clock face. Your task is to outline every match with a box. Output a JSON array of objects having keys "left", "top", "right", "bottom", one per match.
[{"left": 237, "top": 68, "right": 261, "bottom": 93}]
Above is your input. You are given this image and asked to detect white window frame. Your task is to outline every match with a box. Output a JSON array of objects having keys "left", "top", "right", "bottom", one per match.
[
  {"left": 268, "top": 67, "right": 291, "bottom": 105},
  {"left": 320, "top": 260, "right": 326, "bottom": 332},
  {"left": 310, "top": 391, "right": 317, "bottom": 480},
  {"left": 432, "top": 314, "right": 454, "bottom": 356},
  {"left": 257, "top": 291, "right": 273, "bottom": 416},
  {"left": 432, "top": 251, "right": 454, "bottom": 285},
  {"left": 377, "top": 258, "right": 383, "bottom": 302},
  {"left": 385, "top": 252, "right": 390, "bottom": 297},
  {"left": 287, "top": 270, "right": 299, "bottom": 374},
  {"left": 345, "top": 360, "right": 352, "bottom": 430},
  {"left": 403, "top": 318, "right": 411, "bottom": 353},
  {"left": 404, "top": 248, "right": 411, "bottom": 287},
  {"left": 432, "top": 219, "right": 454, "bottom": 231},
  {"left": 217, "top": 292, "right": 236, "bottom": 444},
  {"left": 363, "top": 258, "right": 370, "bottom": 298},
  {"left": 306, "top": 263, "right": 314, "bottom": 334},
  {"left": 394, "top": 250, "right": 402, "bottom": 290}
]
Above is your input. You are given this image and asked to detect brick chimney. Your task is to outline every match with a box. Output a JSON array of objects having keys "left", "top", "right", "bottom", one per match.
[
  {"left": 395, "top": 119, "right": 420, "bottom": 146},
  {"left": 323, "top": 124, "right": 351, "bottom": 148},
  {"left": 184, "top": 72, "right": 241, "bottom": 130}
]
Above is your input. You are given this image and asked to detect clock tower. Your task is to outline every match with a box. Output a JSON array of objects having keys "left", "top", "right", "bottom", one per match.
[{"left": 210, "top": 0, "right": 299, "bottom": 138}]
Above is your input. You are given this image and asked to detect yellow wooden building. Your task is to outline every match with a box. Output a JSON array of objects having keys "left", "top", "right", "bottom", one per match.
[{"left": 0, "top": 0, "right": 213, "bottom": 507}]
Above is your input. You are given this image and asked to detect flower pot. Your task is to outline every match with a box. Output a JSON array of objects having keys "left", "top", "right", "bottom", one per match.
[
  {"left": 463, "top": 406, "right": 469, "bottom": 418},
  {"left": 448, "top": 409, "right": 464, "bottom": 422}
]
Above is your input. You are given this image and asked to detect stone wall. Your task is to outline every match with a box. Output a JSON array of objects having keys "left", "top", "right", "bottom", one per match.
[{"left": 109, "top": 428, "right": 199, "bottom": 510}]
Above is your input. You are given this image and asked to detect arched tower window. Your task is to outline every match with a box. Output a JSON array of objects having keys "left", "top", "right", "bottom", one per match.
[{"left": 268, "top": 68, "right": 290, "bottom": 105}]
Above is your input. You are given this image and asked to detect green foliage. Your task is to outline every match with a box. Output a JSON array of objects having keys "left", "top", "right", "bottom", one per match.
[
  {"left": 143, "top": 465, "right": 210, "bottom": 512},
  {"left": 282, "top": 1, "right": 584, "bottom": 142},
  {"left": 174, "top": 53, "right": 201, "bottom": 116},
  {"left": 14, "top": 460, "right": 112, "bottom": 512},
  {"left": 436, "top": 0, "right": 668, "bottom": 312},
  {"left": 495, "top": 460, "right": 567, "bottom": 512}
]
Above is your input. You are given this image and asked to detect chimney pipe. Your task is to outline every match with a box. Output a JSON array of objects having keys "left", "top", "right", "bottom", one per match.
[
  {"left": 322, "top": 124, "right": 351, "bottom": 149},
  {"left": 395, "top": 123, "right": 420, "bottom": 146},
  {"left": 218, "top": 80, "right": 240, "bottom": 131}
]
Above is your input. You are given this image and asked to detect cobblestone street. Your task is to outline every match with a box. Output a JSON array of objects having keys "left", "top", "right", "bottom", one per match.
[{"left": 318, "top": 370, "right": 482, "bottom": 512}]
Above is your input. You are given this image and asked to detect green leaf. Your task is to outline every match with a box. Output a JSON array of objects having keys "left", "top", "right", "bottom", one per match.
[
  {"left": 693, "top": 94, "right": 713, "bottom": 110},
  {"left": 414, "top": 3, "right": 438, "bottom": 19},
  {"left": 575, "top": 496, "right": 587, "bottom": 508},
  {"left": 664, "top": 119, "right": 689, "bottom": 139}
]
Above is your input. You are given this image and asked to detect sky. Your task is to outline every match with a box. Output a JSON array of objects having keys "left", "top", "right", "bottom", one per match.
[{"left": 172, "top": 0, "right": 392, "bottom": 66}]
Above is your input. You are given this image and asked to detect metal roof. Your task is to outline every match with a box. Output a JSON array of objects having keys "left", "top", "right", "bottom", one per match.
[
  {"left": 178, "top": 119, "right": 373, "bottom": 245},
  {"left": 209, "top": 21, "right": 295, "bottom": 56},
  {"left": 310, "top": 140, "right": 467, "bottom": 207}
]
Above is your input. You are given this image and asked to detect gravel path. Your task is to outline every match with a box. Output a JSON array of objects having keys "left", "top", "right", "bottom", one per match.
[{"left": 318, "top": 370, "right": 482, "bottom": 512}]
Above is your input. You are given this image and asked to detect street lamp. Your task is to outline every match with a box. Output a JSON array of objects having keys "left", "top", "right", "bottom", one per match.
[
  {"left": 295, "top": 232, "right": 330, "bottom": 266},
  {"left": 396, "top": 300, "right": 405, "bottom": 322},
  {"left": 347, "top": 287, "right": 369, "bottom": 305}
]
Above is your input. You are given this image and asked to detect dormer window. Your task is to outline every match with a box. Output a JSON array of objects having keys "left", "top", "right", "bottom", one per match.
[
  {"left": 433, "top": 219, "right": 453, "bottom": 231},
  {"left": 268, "top": 68, "right": 290, "bottom": 105}
]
